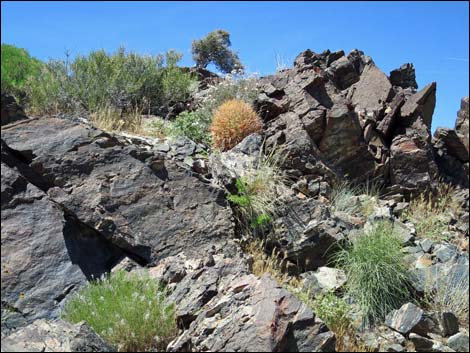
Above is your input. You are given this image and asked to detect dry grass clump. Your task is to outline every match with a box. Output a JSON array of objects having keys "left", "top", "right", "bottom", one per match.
[
  {"left": 210, "top": 99, "right": 262, "bottom": 151},
  {"left": 89, "top": 106, "right": 143, "bottom": 134},
  {"left": 402, "top": 183, "right": 458, "bottom": 241}
]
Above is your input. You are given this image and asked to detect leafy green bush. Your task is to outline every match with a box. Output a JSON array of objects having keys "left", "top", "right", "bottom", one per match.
[
  {"left": 313, "top": 291, "right": 352, "bottom": 334},
  {"left": 1, "top": 44, "right": 42, "bottom": 101},
  {"left": 192, "top": 29, "right": 244, "bottom": 73},
  {"left": 62, "top": 270, "right": 177, "bottom": 352},
  {"left": 333, "top": 221, "right": 413, "bottom": 327},
  {"left": 26, "top": 47, "right": 196, "bottom": 117},
  {"left": 167, "top": 110, "right": 212, "bottom": 145}
]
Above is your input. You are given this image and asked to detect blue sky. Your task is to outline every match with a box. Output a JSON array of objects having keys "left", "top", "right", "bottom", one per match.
[{"left": 1, "top": 1, "right": 469, "bottom": 130}]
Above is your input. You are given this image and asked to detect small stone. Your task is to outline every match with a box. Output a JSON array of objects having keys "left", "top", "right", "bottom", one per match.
[
  {"left": 417, "top": 238, "right": 434, "bottom": 253},
  {"left": 447, "top": 332, "right": 469, "bottom": 352},
  {"left": 312, "top": 267, "right": 347, "bottom": 291},
  {"left": 409, "top": 333, "right": 434, "bottom": 352},
  {"left": 438, "top": 312, "right": 459, "bottom": 337}
]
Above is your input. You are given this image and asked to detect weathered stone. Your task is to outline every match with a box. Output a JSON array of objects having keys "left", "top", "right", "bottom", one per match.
[
  {"left": 377, "top": 92, "right": 406, "bottom": 138},
  {"left": 1, "top": 118, "right": 237, "bottom": 266},
  {"left": 319, "top": 102, "right": 376, "bottom": 180},
  {"left": 447, "top": 332, "right": 470, "bottom": 352},
  {"left": 1, "top": 319, "right": 115, "bottom": 352},
  {"left": 409, "top": 333, "right": 435, "bottom": 352},
  {"left": 168, "top": 273, "right": 335, "bottom": 352},
  {"left": 326, "top": 50, "right": 345, "bottom": 66},
  {"left": 390, "top": 63, "right": 418, "bottom": 89},
  {"left": 1, "top": 94, "right": 28, "bottom": 126},
  {"left": 433, "top": 128, "right": 469, "bottom": 163},
  {"left": 326, "top": 56, "right": 359, "bottom": 90},
  {"left": 385, "top": 303, "right": 439, "bottom": 336},
  {"left": 438, "top": 312, "right": 459, "bottom": 337},
  {"left": 400, "top": 82, "right": 437, "bottom": 128},
  {"left": 311, "top": 267, "right": 347, "bottom": 291},
  {"left": 351, "top": 64, "right": 393, "bottom": 115},
  {"left": 455, "top": 97, "right": 469, "bottom": 152},
  {"left": 1, "top": 143, "right": 124, "bottom": 333}
]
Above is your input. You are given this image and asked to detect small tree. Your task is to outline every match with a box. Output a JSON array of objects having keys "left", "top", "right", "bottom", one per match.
[{"left": 192, "top": 30, "right": 244, "bottom": 74}]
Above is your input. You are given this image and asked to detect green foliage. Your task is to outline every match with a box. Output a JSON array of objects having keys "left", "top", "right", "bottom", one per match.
[
  {"left": 333, "top": 221, "right": 413, "bottom": 327},
  {"left": 192, "top": 29, "right": 244, "bottom": 74},
  {"left": 168, "top": 110, "right": 212, "bottom": 145},
  {"left": 331, "top": 180, "right": 382, "bottom": 217},
  {"left": 26, "top": 47, "right": 196, "bottom": 116},
  {"left": 312, "top": 292, "right": 352, "bottom": 334},
  {"left": 62, "top": 270, "right": 177, "bottom": 352},
  {"left": 227, "top": 150, "right": 287, "bottom": 234},
  {"left": 1, "top": 44, "right": 42, "bottom": 101}
]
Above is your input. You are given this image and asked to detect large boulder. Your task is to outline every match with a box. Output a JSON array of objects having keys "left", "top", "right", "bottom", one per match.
[
  {"left": 400, "top": 82, "right": 437, "bottom": 129},
  {"left": 168, "top": 272, "right": 335, "bottom": 352},
  {"left": 455, "top": 97, "right": 469, "bottom": 153},
  {"left": 1, "top": 141, "right": 124, "bottom": 334},
  {"left": 1, "top": 319, "right": 115, "bottom": 352},
  {"left": 1, "top": 117, "right": 237, "bottom": 265}
]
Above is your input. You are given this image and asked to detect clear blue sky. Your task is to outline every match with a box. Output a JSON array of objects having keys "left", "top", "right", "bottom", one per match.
[{"left": 2, "top": 1, "right": 469, "bottom": 130}]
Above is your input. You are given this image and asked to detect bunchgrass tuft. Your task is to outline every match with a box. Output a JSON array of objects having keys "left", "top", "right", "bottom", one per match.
[
  {"left": 332, "top": 221, "right": 413, "bottom": 327},
  {"left": 422, "top": 267, "right": 469, "bottom": 325},
  {"left": 62, "top": 270, "right": 177, "bottom": 352},
  {"left": 331, "top": 179, "right": 382, "bottom": 217},
  {"left": 89, "top": 105, "right": 143, "bottom": 134},
  {"left": 227, "top": 147, "right": 288, "bottom": 234}
]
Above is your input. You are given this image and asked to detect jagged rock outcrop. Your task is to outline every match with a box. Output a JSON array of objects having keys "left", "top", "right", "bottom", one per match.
[
  {"left": 1, "top": 319, "right": 115, "bottom": 352},
  {"left": 432, "top": 96, "right": 470, "bottom": 188},
  {"left": 255, "top": 49, "right": 452, "bottom": 195}
]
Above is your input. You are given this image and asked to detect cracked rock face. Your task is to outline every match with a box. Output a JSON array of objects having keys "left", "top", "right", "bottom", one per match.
[
  {"left": 1, "top": 117, "right": 238, "bottom": 334},
  {"left": 168, "top": 262, "right": 335, "bottom": 352},
  {"left": 1, "top": 319, "right": 115, "bottom": 352}
]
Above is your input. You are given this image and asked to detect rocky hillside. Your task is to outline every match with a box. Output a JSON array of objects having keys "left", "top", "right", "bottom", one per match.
[{"left": 1, "top": 48, "right": 469, "bottom": 352}]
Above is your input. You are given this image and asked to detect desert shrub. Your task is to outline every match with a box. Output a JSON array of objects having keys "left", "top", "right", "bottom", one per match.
[
  {"left": 211, "top": 99, "right": 262, "bottom": 151},
  {"left": 227, "top": 149, "right": 287, "bottom": 233},
  {"left": 192, "top": 29, "right": 244, "bottom": 74},
  {"left": 422, "top": 267, "right": 469, "bottom": 325},
  {"left": 313, "top": 292, "right": 352, "bottom": 336},
  {"left": 333, "top": 221, "right": 413, "bottom": 327},
  {"left": 62, "top": 270, "right": 177, "bottom": 352},
  {"left": 1, "top": 44, "right": 42, "bottom": 101},
  {"left": 168, "top": 110, "right": 212, "bottom": 145},
  {"left": 26, "top": 47, "right": 196, "bottom": 117},
  {"left": 401, "top": 183, "right": 457, "bottom": 240}
]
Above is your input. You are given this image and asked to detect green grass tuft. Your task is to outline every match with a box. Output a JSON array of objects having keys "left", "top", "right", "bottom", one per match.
[
  {"left": 62, "top": 270, "right": 177, "bottom": 352},
  {"left": 332, "top": 221, "right": 413, "bottom": 327}
]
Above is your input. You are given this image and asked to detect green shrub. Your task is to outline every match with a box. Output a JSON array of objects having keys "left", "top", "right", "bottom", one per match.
[
  {"left": 333, "top": 221, "right": 413, "bottom": 327},
  {"left": 192, "top": 29, "right": 244, "bottom": 73},
  {"left": 1, "top": 44, "right": 42, "bottom": 101},
  {"left": 313, "top": 292, "right": 351, "bottom": 334},
  {"left": 167, "top": 110, "right": 212, "bottom": 145},
  {"left": 62, "top": 270, "right": 177, "bottom": 352},
  {"left": 26, "top": 47, "right": 196, "bottom": 116}
]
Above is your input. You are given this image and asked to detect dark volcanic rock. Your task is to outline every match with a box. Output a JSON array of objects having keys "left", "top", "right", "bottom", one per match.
[
  {"left": 1, "top": 142, "right": 124, "bottom": 334},
  {"left": 1, "top": 117, "right": 237, "bottom": 265},
  {"left": 390, "top": 63, "right": 418, "bottom": 89},
  {"left": 455, "top": 96, "right": 469, "bottom": 152},
  {"left": 1, "top": 94, "right": 28, "bottom": 126},
  {"left": 1, "top": 319, "right": 115, "bottom": 352},
  {"left": 318, "top": 102, "right": 376, "bottom": 180},
  {"left": 326, "top": 56, "right": 360, "bottom": 90},
  {"left": 350, "top": 63, "right": 393, "bottom": 115},
  {"left": 400, "top": 82, "right": 437, "bottom": 128},
  {"left": 168, "top": 273, "right": 335, "bottom": 352}
]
